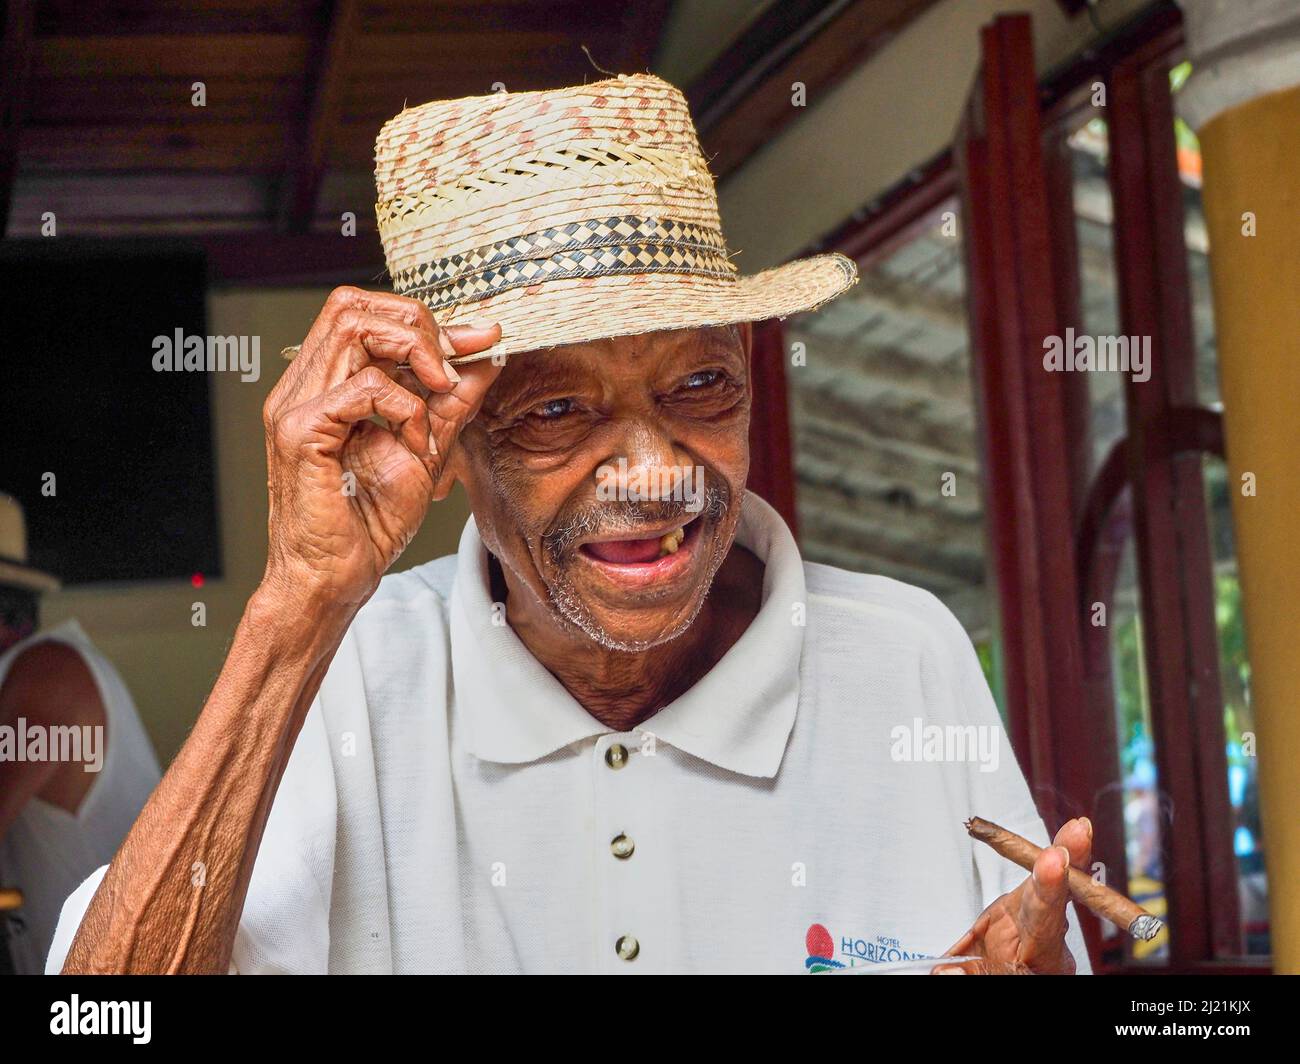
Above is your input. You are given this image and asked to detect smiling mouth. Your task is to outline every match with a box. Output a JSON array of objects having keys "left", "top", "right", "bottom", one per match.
[{"left": 579, "top": 518, "right": 696, "bottom": 566}]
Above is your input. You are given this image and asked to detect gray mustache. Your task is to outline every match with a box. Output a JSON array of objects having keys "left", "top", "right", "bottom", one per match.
[{"left": 543, "top": 484, "right": 729, "bottom": 560}]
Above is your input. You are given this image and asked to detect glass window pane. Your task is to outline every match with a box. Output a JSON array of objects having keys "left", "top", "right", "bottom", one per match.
[
  {"left": 1067, "top": 114, "right": 1127, "bottom": 476},
  {"left": 1109, "top": 531, "right": 1170, "bottom": 963},
  {"left": 1066, "top": 108, "right": 1171, "bottom": 962},
  {"left": 1171, "top": 60, "right": 1269, "bottom": 958},
  {"left": 1203, "top": 455, "right": 1269, "bottom": 955},
  {"left": 783, "top": 206, "right": 999, "bottom": 699},
  {"left": 1170, "top": 60, "right": 1222, "bottom": 409}
]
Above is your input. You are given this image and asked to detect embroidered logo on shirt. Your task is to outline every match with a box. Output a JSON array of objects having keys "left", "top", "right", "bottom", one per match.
[
  {"left": 805, "top": 924, "right": 845, "bottom": 972},
  {"left": 804, "top": 923, "right": 933, "bottom": 973}
]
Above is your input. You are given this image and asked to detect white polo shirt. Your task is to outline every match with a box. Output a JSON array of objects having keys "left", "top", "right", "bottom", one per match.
[{"left": 47, "top": 492, "right": 1089, "bottom": 974}]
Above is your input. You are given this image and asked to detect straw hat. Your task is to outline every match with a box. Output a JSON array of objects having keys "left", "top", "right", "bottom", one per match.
[
  {"left": 0, "top": 493, "right": 59, "bottom": 593},
  {"left": 357, "top": 73, "right": 857, "bottom": 363}
]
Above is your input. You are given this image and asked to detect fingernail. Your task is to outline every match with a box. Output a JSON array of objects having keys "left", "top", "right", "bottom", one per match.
[
  {"left": 1079, "top": 816, "right": 1093, "bottom": 839},
  {"left": 427, "top": 432, "right": 439, "bottom": 457},
  {"left": 469, "top": 319, "right": 499, "bottom": 331},
  {"left": 442, "top": 359, "right": 461, "bottom": 383},
  {"left": 1057, "top": 845, "right": 1072, "bottom": 869},
  {"left": 933, "top": 966, "right": 965, "bottom": 975},
  {"left": 438, "top": 332, "right": 457, "bottom": 360}
]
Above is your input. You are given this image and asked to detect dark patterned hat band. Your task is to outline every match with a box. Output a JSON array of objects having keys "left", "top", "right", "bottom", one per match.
[{"left": 391, "top": 215, "right": 738, "bottom": 310}]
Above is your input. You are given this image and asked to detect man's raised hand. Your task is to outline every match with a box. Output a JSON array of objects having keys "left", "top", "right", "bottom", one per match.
[{"left": 260, "top": 286, "right": 501, "bottom": 610}]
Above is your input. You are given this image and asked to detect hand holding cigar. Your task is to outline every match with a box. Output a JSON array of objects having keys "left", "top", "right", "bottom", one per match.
[
  {"left": 933, "top": 813, "right": 1160, "bottom": 974},
  {"left": 965, "top": 816, "right": 1164, "bottom": 941}
]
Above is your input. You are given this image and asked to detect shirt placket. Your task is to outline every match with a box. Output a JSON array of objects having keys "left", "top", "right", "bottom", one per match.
[{"left": 592, "top": 731, "right": 664, "bottom": 974}]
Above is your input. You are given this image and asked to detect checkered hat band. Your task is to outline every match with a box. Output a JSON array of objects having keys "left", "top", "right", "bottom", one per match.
[{"left": 393, "top": 214, "right": 737, "bottom": 310}]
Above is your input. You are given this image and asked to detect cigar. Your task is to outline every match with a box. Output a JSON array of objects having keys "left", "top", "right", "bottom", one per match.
[{"left": 965, "top": 816, "right": 1164, "bottom": 942}]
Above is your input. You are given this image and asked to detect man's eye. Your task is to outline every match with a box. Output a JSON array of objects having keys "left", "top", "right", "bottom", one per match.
[
  {"left": 683, "top": 370, "right": 722, "bottom": 390},
  {"left": 533, "top": 398, "right": 577, "bottom": 420}
]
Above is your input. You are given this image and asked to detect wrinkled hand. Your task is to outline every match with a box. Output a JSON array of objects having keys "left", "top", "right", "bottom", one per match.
[
  {"left": 261, "top": 286, "right": 503, "bottom": 609},
  {"left": 932, "top": 816, "right": 1092, "bottom": 975}
]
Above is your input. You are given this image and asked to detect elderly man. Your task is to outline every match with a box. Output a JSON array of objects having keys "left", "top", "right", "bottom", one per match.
[
  {"left": 49, "top": 74, "right": 1090, "bottom": 975},
  {"left": 0, "top": 495, "right": 160, "bottom": 975}
]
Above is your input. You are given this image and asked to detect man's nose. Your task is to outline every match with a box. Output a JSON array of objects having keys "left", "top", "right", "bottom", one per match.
[{"left": 602, "top": 422, "right": 688, "bottom": 501}]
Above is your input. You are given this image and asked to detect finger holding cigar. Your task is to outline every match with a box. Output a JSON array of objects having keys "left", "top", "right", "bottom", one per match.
[
  {"left": 933, "top": 814, "right": 1135, "bottom": 974},
  {"left": 965, "top": 816, "right": 1164, "bottom": 942}
]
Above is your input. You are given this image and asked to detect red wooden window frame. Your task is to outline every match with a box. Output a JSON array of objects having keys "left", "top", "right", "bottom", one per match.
[
  {"left": 962, "top": 10, "right": 1254, "bottom": 973},
  {"left": 796, "top": 2, "right": 1266, "bottom": 973},
  {"left": 1106, "top": 39, "right": 1241, "bottom": 965},
  {"left": 957, "top": 13, "right": 1106, "bottom": 966},
  {"left": 746, "top": 319, "right": 800, "bottom": 535}
]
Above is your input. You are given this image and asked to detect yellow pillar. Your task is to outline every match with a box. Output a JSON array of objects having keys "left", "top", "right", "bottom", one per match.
[{"left": 1196, "top": 82, "right": 1300, "bottom": 974}]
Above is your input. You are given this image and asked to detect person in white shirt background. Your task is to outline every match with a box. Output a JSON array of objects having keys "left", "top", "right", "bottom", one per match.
[
  {"left": 49, "top": 75, "right": 1091, "bottom": 975},
  {"left": 0, "top": 494, "right": 160, "bottom": 975}
]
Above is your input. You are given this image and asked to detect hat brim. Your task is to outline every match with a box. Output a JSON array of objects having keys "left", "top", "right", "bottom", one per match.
[
  {"left": 0, "top": 558, "right": 60, "bottom": 593},
  {"left": 433, "top": 252, "right": 857, "bottom": 363}
]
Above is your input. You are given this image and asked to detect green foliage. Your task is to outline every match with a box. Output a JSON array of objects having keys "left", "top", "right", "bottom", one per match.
[{"left": 1113, "top": 605, "right": 1149, "bottom": 765}]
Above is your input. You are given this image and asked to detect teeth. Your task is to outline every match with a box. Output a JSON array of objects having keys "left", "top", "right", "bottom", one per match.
[{"left": 657, "top": 527, "right": 685, "bottom": 557}]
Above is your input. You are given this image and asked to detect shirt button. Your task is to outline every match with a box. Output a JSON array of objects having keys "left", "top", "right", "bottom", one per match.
[
  {"left": 610, "top": 833, "right": 635, "bottom": 860},
  {"left": 615, "top": 935, "right": 640, "bottom": 961},
  {"left": 605, "top": 743, "right": 629, "bottom": 770}
]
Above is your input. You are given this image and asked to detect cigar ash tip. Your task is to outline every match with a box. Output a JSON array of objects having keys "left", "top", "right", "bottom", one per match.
[{"left": 1128, "top": 914, "right": 1165, "bottom": 941}]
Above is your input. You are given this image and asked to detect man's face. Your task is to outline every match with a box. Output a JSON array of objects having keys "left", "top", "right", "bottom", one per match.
[{"left": 455, "top": 324, "right": 752, "bottom": 651}]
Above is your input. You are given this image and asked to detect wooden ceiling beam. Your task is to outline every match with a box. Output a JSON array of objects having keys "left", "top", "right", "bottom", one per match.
[
  {"left": 791, "top": 378, "right": 977, "bottom": 458},
  {"left": 0, "top": 0, "right": 36, "bottom": 236},
  {"left": 33, "top": 34, "right": 308, "bottom": 78},
  {"left": 18, "top": 122, "right": 293, "bottom": 172},
  {"left": 688, "top": 0, "right": 845, "bottom": 131},
  {"left": 28, "top": 76, "right": 302, "bottom": 124},
  {"left": 813, "top": 268, "right": 967, "bottom": 333},
  {"left": 350, "top": 32, "right": 610, "bottom": 75},
  {"left": 34, "top": 0, "right": 324, "bottom": 36},
  {"left": 800, "top": 539, "right": 970, "bottom": 595},
  {"left": 354, "top": 2, "right": 628, "bottom": 37},
  {"left": 789, "top": 332, "right": 972, "bottom": 404},
  {"left": 688, "top": 0, "right": 943, "bottom": 181},
  {"left": 4, "top": 175, "right": 289, "bottom": 240},
  {"left": 799, "top": 507, "right": 985, "bottom": 588},
  {"left": 278, "top": 0, "right": 360, "bottom": 233},
  {"left": 796, "top": 429, "right": 981, "bottom": 513},
  {"left": 795, "top": 450, "right": 977, "bottom": 530},
  {"left": 198, "top": 230, "right": 384, "bottom": 286},
  {"left": 0, "top": 232, "right": 383, "bottom": 287},
  {"left": 614, "top": 0, "right": 674, "bottom": 73}
]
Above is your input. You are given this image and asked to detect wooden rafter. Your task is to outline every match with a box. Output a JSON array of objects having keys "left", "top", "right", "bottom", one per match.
[
  {"left": 0, "top": 0, "right": 36, "bottom": 235},
  {"left": 614, "top": 0, "right": 674, "bottom": 73},
  {"left": 687, "top": 0, "right": 942, "bottom": 181},
  {"left": 278, "top": 0, "right": 361, "bottom": 233}
]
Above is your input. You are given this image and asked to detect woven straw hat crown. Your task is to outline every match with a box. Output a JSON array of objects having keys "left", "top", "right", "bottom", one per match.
[{"left": 372, "top": 73, "right": 856, "bottom": 361}]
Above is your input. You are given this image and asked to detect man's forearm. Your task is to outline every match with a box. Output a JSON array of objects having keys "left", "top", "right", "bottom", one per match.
[{"left": 61, "top": 589, "right": 354, "bottom": 974}]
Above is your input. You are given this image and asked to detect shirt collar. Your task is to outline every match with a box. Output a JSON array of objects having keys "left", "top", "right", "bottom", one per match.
[{"left": 448, "top": 490, "right": 806, "bottom": 779}]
